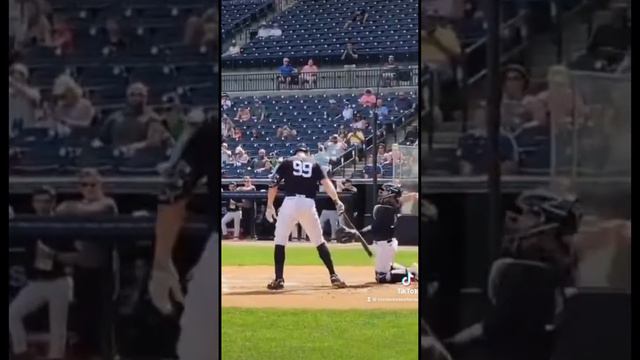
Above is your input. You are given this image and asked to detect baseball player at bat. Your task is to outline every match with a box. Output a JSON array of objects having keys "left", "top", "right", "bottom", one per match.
[
  {"left": 265, "top": 144, "right": 348, "bottom": 290},
  {"left": 367, "top": 183, "right": 419, "bottom": 284},
  {"left": 148, "top": 108, "right": 219, "bottom": 359}
]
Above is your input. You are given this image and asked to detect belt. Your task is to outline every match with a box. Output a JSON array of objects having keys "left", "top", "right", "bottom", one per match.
[{"left": 285, "top": 194, "right": 314, "bottom": 199}]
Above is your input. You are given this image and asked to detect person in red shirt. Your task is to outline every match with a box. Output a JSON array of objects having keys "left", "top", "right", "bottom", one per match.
[
  {"left": 51, "top": 13, "right": 73, "bottom": 54},
  {"left": 359, "top": 88, "right": 377, "bottom": 107}
]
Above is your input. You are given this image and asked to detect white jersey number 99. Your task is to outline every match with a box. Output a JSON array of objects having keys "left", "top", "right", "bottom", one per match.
[{"left": 292, "top": 160, "right": 313, "bottom": 178}]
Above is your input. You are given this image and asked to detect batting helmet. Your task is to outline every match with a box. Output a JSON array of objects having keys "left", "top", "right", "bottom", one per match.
[{"left": 294, "top": 143, "right": 309, "bottom": 154}]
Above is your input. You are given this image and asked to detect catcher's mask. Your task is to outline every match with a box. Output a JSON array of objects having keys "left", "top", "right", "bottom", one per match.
[
  {"left": 503, "top": 188, "right": 582, "bottom": 254},
  {"left": 378, "top": 183, "right": 402, "bottom": 204}
]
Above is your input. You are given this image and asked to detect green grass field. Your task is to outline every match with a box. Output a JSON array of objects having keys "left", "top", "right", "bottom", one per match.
[
  {"left": 222, "top": 308, "right": 419, "bottom": 360},
  {"left": 222, "top": 243, "right": 419, "bottom": 360},
  {"left": 222, "top": 243, "right": 418, "bottom": 267}
]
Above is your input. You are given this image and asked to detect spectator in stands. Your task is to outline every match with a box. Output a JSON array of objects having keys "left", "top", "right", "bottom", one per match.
[
  {"left": 235, "top": 148, "right": 250, "bottom": 165},
  {"left": 325, "top": 134, "right": 347, "bottom": 165},
  {"left": 232, "top": 127, "right": 243, "bottom": 141},
  {"left": 364, "top": 154, "right": 383, "bottom": 178},
  {"left": 251, "top": 149, "right": 269, "bottom": 170},
  {"left": 376, "top": 98, "right": 390, "bottom": 124},
  {"left": 536, "top": 65, "right": 587, "bottom": 127},
  {"left": 342, "top": 102, "right": 354, "bottom": 122},
  {"left": 257, "top": 22, "right": 282, "bottom": 38},
  {"left": 283, "top": 125, "right": 297, "bottom": 140},
  {"left": 336, "top": 126, "right": 348, "bottom": 142},
  {"left": 269, "top": 22, "right": 282, "bottom": 38},
  {"left": 501, "top": 64, "right": 534, "bottom": 133},
  {"left": 9, "top": 63, "right": 41, "bottom": 133},
  {"left": 423, "top": 16, "right": 462, "bottom": 82},
  {"left": 103, "top": 17, "right": 127, "bottom": 52},
  {"left": 234, "top": 106, "right": 252, "bottom": 122},
  {"left": 251, "top": 100, "right": 267, "bottom": 122},
  {"left": 200, "top": 8, "right": 217, "bottom": 49},
  {"left": 255, "top": 159, "right": 273, "bottom": 174},
  {"left": 51, "top": 13, "right": 73, "bottom": 54},
  {"left": 315, "top": 144, "right": 331, "bottom": 174},
  {"left": 159, "top": 93, "right": 184, "bottom": 139},
  {"left": 394, "top": 92, "right": 414, "bottom": 112},
  {"left": 359, "top": 89, "right": 377, "bottom": 107},
  {"left": 344, "top": 8, "right": 368, "bottom": 29},
  {"left": 55, "top": 168, "right": 118, "bottom": 359},
  {"left": 457, "top": 102, "right": 518, "bottom": 175},
  {"left": 183, "top": 15, "right": 204, "bottom": 47},
  {"left": 50, "top": 74, "right": 95, "bottom": 132},
  {"left": 351, "top": 112, "right": 368, "bottom": 130},
  {"left": 222, "top": 183, "right": 242, "bottom": 240},
  {"left": 256, "top": 22, "right": 269, "bottom": 38},
  {"left": 9, "top": 0, "right": 23, "bottom": 50},
  {"left": 92, "top": 82, "right": 168, "bottom": 154},
  {"left": 237, "top": 176, "right": 257, "bottom": 239},
  {"left": 221, "top": 142, "right": 233, "bottom": 165},
  {"left": 346, "top": 128, "right": 365, "bottom": 159},
  {"left": 221, "top": 93, "right": 232, "bottom": 111},
  {"left": 341, "top": 41, "right": 359, "bottom": 68},
  {"left": 221, "top": 114, "right": 234, "bottom": 139},
  {"left": 18, "top": 0, "right": 52, "bottom": 48},
  {"left": 326, "top": 99, "right": 341, "bottom": 119},
  {"left": 583, "top": 6, "right": 630, "bottom": 71},
  {"left": 9, "top": 186, "right": 77, "bottom": 360},
  {"left": 377, "top": 144, "right": 387, "bottom": 162},
  {"left": 250, "top": 128, "right": 262, "bottom": 140},
  {"left": 277, "top": 57, "right": 298, "bottom": 89},
  {"left": 616, "top": 52, "right": 631, "bottom": 74},
  {"left": 300, "top": 59, "right": 319, "bottom": 89},
  {"left": 223, "top": 40, "right": 241, "bottom": 57},
  {"left": 382, "top": 55, "right": 399, "bottom": 86}
]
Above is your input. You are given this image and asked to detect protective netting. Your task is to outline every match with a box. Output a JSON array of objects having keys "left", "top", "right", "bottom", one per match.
[
  {"left": 552, "top": 72, "right": 631, "bottom": 178},
  {"left": 551, "top": 71, "right": 631, "bottom": 290},
  {"left": 391, "top": 144, "right": 419, "bottom": 215}
]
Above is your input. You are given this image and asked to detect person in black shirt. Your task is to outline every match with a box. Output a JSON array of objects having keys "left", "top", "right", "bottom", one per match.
[
  {"left": 344, "top": 8, "right": 368, "bottom": 29},
  {"left": 148, "top": 113, "right": 219, "bottom": 359},
  {"left": 222, "top": 182, "right": 242, "bottom": 240},
  {"left": 265, "top": 144, "right": 347, "bottom": 290},
  {"left": 341, "top": 41, "right": 359, "bottom": 68},
  {"left": 238, "top": 176, "right": 257, "bottom": 239},
  {"left": 9, "top": 186, "right": 77, "bottom": 360},
  {"left": 364, "top": 183, "right": 419, "bottom": 283}
]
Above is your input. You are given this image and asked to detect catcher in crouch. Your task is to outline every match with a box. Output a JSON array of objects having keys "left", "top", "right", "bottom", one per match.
[{"left": 339, "top": 183, "right": 419, "bottom": 283}]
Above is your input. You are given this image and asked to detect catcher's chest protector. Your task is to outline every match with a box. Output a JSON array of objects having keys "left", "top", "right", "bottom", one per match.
[{"left": 371, "top": 205, "right": 398, "bottom": 240}]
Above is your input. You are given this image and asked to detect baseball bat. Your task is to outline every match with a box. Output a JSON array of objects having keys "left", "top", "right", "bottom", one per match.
[{"left": 340, "top": 213, "right": 373, "bottom": 257}]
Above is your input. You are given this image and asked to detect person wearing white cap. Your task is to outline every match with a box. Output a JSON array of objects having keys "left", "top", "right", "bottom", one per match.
[
  {"left": 51, "top": 74, "right": 95, "bottom": 130},
  {"left": 9, "top": 63, "right": 41, "bottom": 134},
  {"left": 277, "top": 57, "right": 297, "bottom": 89}
]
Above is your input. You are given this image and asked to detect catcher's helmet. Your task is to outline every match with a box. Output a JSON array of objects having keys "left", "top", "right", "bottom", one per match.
[
  {"left": 507, "top": 188, "right": 582, "bottom": 238},
  {"left": 380, "top": 183, "right": 402, "bottom": 199}
]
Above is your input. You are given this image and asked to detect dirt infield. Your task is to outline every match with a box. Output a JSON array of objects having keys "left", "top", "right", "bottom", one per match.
[{"left": 222, "top": 266, "right": 419, "bottom": 310}]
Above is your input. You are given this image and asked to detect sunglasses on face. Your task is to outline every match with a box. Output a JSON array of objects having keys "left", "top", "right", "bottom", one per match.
[{"left": 80, "top": 182, "right": 98, "bottom": 189}]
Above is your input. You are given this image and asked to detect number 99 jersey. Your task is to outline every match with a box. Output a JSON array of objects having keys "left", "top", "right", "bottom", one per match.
[{"left": 270, "top": 155, "right": 326, "bottom": 199}]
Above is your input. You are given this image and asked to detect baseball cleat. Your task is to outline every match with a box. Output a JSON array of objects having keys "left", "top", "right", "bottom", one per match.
[
  {"left": 408, "top": 263, "right": 419, "bottom": 281},
  {"left": 330, "top": 274, "right": 347, "bottom": 288},
  {"left": 267, "top": 278, "right": 285, "bottom": 290}
]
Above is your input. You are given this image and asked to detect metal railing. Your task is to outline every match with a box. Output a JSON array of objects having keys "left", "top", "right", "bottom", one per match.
[{"left": 222, "top": 66, "right": 419, "bottom": 92}]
